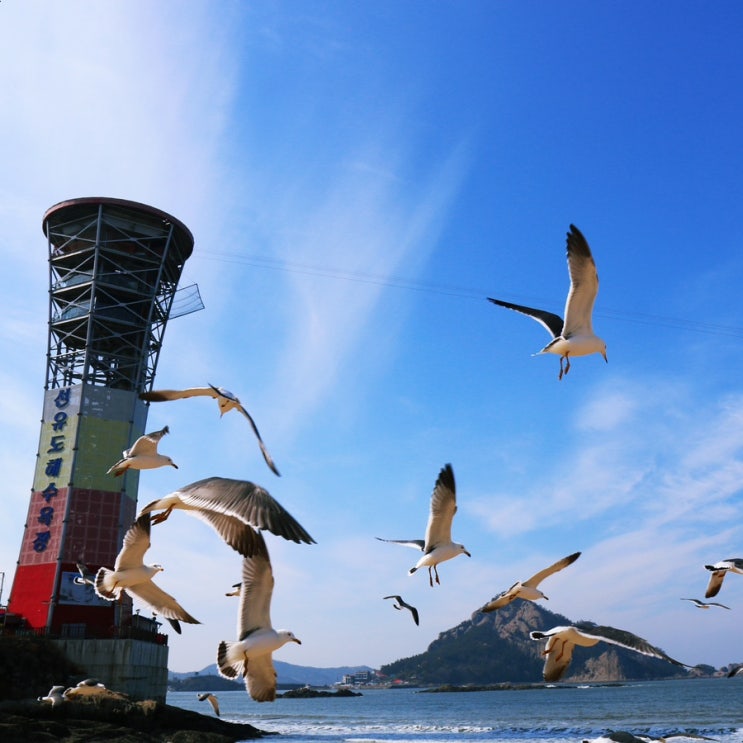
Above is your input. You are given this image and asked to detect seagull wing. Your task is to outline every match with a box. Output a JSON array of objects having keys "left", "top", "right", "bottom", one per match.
[
  {"left": 530, "top": 628, "right": 577, "bottom": 682},
  {"left": 125, "top": 433, "right": 160, "bottom": 457},
  {"left": 237, "top": 531, "right": 274, "bottom": 638},
  {"left": 424, "top": 463, "right": 457, "bottom": 549},
  {"left": 487, "top": 298, "right": 564, "bottom": 339},
  {"left": 114, "top": 514, "right": 152, "bottom": 570},
  {"left": 480, "top": 583, "right": 520, "bottom": 612},
  {"left": 522, "top": 551, "right": 582, "bottom": 589},
  {"left": 150, "top": 477, "right": 315, "bottom": 546},
  {"left": 404, "top": 601, "right": 420, "bottom": 626},
  {"left": 705, "top": 568, "right": 728, "bottom": 598},
  {"left": 245, "top": 654, "right": 278, "bottom": 702},
  {"left": 574, "top": 623, "right": 686, "bottom": 667},
  {"left": 562, "top": 224, "right": 599, "bottom": 338},
  {"left": 232, "top": 401, "right": 281, "bottom": 477},
  {"left": 126, "top": 580, "right": 200, "bottom": 627},
  {"left": 139, "top": 387, "right": 218, "bottom": 402},
  {"left": 376, "top": 537, "right": 425, "bottom": 551},
  {"left": 187, "top": 509, "right": 264, "bottom": 558}
]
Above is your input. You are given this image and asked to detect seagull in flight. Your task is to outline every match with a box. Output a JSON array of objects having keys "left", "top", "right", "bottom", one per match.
[
  {"left": 530, "top": 622, "right": 687, "bottom": 682},
  {"left": 94, "top": 513, "right": 200, "bottom": 634},
  {"left": 137, "top": 476, "right": 315, "bottom": 557},
  {"left": 383, "top": 595, "right": 420, "bottom": 625},
  {"left": 217, "top": 530, "right": 302, "bottom": 702},
  {"left": 139, "top": 384, "right": 280, "bottom": 476},
  {"left": 197, "top": 692, "right": 221, "bottom": 716},
  {"left": 74, "top": 561, "right": 96, "bottom": 587},
  {"left": 376, "top": 463, "right": 470, "bottom": 587},
  {"left": 488, "top": 224, "right": 607, "bottom": 380},
  {"left": 106, "top": 425, "right": 177, "bottom": 476},
  {"left": 681, "top": 597, "right": 730, "bottom": 610},
  {"left": 480, "top": 551, "right": 581, "bottom": 612},
  {"left": 704, "top": 558, "right": 743, "bottom": 598},
  {"left": 225, "top": 582, "right": 241, "bottom": 597}
]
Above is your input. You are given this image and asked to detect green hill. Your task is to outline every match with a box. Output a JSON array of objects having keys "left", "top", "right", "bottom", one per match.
[{"left": 379, "top": 602, "right": 690, "bottom": 685}]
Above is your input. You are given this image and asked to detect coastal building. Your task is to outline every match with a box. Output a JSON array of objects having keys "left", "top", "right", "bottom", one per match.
[{"left": 4, "top": 197, "right": 203, "bottom": 700}]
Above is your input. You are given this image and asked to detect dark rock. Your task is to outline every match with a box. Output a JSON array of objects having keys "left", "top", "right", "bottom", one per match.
[
  {"left": 0, "top": 696, "right": 271, "bottom": 742},
  {"left": 278, "top": 687, "right": 361, "bottom": 698}
]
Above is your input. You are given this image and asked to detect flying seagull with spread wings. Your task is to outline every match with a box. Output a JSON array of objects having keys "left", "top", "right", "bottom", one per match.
[
  {"left": 94, "top": 513, "right": 200, "bottom": 634},
  {"left": 197, "top": 692, "right": 221, "bottom": 716},
  {"left": 137, "top": 476, "right": 315, "bottom": 557},
  {"left": 704, "top": 558, "right": 743, "bottom": 598},
  {"left": 681, "top": 597, "right": 730, "bottom": 610},
  {"left": 106, "top": 425, "right": 177, "bottom": 476},
  {"left": 139, "top": 384, "right": 280, "bottom": 476},
  {"left": 217, "top": 530, "right": 301, "bottom": 702},
  {"left": 383, "top": 595, "right": 420, "bottom": 626},
  {"left": 480, "top": 551, "right": 581, "bottom": 612},
  {"left": 376, "top": 463, "right": 470, "bottom": 587},
  {"left": 488, "top": 224, "right": 607, "bottom": 379},
  {"left": 530, "top": 623, "right": 687, "bottom": 682}
]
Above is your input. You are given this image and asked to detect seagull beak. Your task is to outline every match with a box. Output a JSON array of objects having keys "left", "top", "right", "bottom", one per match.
[
  {"left": 465, "top": 550, "right": 471, "bottom": 557},
  {"left": 171, "top": 463, "right": 179, "bottom": 469},
  {"left": 292, "top": 638, "right": 302, "bottom": 644},
  {"left": 602, "top": 351, "right": 608, "bottom": 363}
]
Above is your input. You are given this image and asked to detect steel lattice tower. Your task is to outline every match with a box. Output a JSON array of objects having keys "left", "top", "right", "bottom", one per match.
[{"left": 8, "top": 198, "right": 202, "bottom": 656}]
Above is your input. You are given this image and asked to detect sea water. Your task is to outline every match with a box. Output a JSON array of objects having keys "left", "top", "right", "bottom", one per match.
[{"left": 167, "top": 678, "right": 743, "bottom": 742}]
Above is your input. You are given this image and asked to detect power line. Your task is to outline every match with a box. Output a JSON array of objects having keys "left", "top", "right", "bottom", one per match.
[{"left": 196, "top": 250, "right": 743, "bottom": 340}]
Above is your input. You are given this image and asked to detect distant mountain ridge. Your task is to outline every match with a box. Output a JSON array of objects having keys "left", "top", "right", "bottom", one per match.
[
  {"left": 379, "top": 601, "right": 698, "bottom": 685},
  {"left": 169, "top": 660, "right": 373, "bottom": 688}
]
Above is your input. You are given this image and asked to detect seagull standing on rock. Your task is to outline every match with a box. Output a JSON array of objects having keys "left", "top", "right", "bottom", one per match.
[
  {"left": 488, "top": 224, "right": 607, "bottom": 380},
  {"left": 376, "top": 463, "right": 470, "bottom": 587}
]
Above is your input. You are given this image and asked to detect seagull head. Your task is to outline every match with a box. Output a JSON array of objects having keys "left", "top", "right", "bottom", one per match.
[
  {"left": 456, "top": 543, "right": 471, "bottom": 558},
  {"left": 278, "top": 630, "right": 302, "bottom": 645}
]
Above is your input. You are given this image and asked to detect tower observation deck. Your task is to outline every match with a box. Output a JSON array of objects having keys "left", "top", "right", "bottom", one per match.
[{"left": 5, "top": 198, "right": 203, "bottom": 699}]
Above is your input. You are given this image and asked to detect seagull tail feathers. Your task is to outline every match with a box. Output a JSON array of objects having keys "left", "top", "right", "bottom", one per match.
[
  {"left": 93, "top": 568, "right": 119, "bottom": 601},
  {"left": 217, "top": 640, "right": 245, "bottom": 680}
]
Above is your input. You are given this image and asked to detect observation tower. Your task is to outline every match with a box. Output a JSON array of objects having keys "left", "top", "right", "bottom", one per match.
[{"left": 6, "top": 197, "right": 203, "bottom": 698}]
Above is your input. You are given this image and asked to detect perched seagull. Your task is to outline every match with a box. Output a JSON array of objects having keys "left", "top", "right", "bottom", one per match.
[
  {"left": 137, "top": 476, "right": 315, "bottom": 558},
  {"left": 480, "top": 551, "right": 581, "bottom": 612},
  {"left": 681, "top": 597, "right": 730, "bottom": 610},
  {"left": 216, "top": 530, "right": 301, "bottom": 702},
  {"left": 106, "top": 425, "right": 177, "bottom": 476},
  {"left": 376, "top": 463, "right": 470, "bottom": 587},
  {"left": 197, "top": 692, "right": 221, "bottom": 717},
  {"left": 63, "top": 678, "right": 107, "bottom": 698},
  {"left": 488, "top": 224, "right": 608, "bottom": 380},
  {"left": 94, "top": 513, "right": 200, "bottom": 634},
  {"left": 383, "top": 595, "right": 420, "bottom": 626},
  {"left": 704, "top": 558, "right": 743, "bottom": 598},
  {"left": 74, "top": 561, "right": 96, "bottom": 587},
  {"left": 38, "top": 685, "right": 66, "bottom": 706},
  {"left": 530, "top": 623, "right": 687, "bottom": 682},
  {"left": 139, "top": 384, "right": 280, "bottom": 476},
  {"left": 226, "top": 583, "right": 241, "bottom": 597}
]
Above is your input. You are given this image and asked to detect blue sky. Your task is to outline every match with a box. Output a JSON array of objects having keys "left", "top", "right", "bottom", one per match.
[{"left": 2, "top": 1, "right": 743, "bottom": 675}]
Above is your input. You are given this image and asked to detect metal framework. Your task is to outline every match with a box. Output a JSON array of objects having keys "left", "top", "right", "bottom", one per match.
[{"left": 43, "top": 198, "right": 203, "bottom": 391}]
